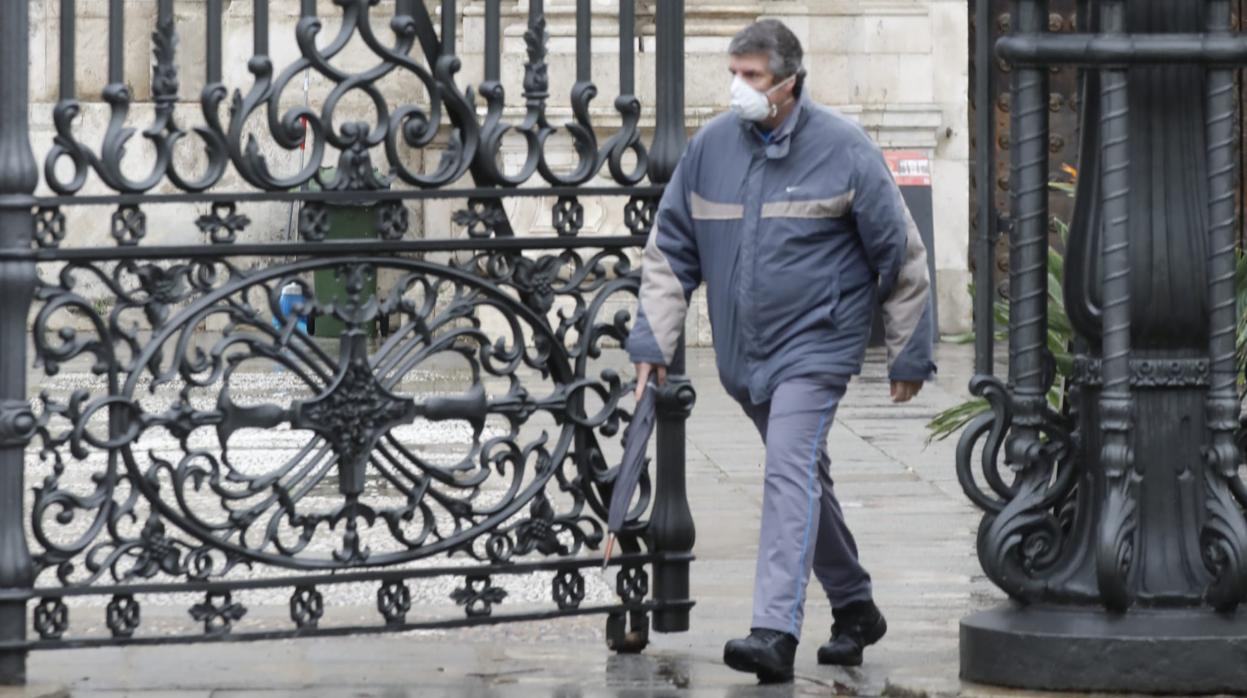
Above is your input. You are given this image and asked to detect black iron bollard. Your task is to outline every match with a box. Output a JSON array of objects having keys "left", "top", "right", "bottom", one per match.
[
  {"left": 650, "top": 340, "right": 696, "bottom": 633},
  {"left": 644, "top": 0, "right": 695, "bottom": 635}
]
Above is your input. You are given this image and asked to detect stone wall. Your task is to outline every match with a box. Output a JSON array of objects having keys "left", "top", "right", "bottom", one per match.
[{"left": 25, "top": 0, "right": 970, "bottom": 337}]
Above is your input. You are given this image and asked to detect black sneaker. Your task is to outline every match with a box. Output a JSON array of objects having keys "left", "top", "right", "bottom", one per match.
[
  {"left": 817, "top": 600, "right": 887, "bottom": 666},
  {"left": 723, "top": 627, "right": 798, "bottom": 683}
]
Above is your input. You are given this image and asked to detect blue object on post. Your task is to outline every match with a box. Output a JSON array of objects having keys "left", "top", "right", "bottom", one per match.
[{"left": 275, "top": 282, "right": 309, "bottom": 334}]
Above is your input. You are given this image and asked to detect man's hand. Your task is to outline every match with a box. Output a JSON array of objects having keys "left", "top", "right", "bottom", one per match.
[
  {"left": 890, "top": 380, "right": 923, "bottom": 403},
  {"left": 635, "top": 362, "right": 668, "bottom": 401}
]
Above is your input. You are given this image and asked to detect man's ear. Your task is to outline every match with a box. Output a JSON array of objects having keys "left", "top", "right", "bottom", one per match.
[
  {"left": 792, "top": 68, "right": 807, "bottom": 98},
  {"left": 774, "top": 71, "right": 801, "bottom": 101}
]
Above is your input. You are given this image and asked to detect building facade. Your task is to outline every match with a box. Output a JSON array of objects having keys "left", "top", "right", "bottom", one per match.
[{"left": 27, "top": 0, "right": 970, "bottom": 337}]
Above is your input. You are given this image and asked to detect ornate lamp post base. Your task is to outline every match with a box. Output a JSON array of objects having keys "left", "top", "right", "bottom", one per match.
[
  {"left": 962, "top": 605, "right": 1247, "bottom": 693},
  {"left": 961, "top": 0, "right": 1247, "bottom": 690}
]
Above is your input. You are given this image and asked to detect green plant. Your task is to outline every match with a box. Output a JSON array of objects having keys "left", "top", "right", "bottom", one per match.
[
  {"left": 1236, "top": 250, "right": 1247, "bottom": 380},
  {"left": 92, "top": 296, "right": 114, "bottom": 318},
  {"left": 926, "top": 219, "right": 1074, "bottom": 444},
  {"left": 928, "top": 171, "right": 1247, "bottom": 444}
]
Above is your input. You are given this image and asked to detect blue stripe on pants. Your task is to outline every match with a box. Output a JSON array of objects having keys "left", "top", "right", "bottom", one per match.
[
  {"left": 788, "top": 398, "right": 838, "bottom": 634},
  {"left": 744, "top": 380, "right": 873, "bottom": 638}
]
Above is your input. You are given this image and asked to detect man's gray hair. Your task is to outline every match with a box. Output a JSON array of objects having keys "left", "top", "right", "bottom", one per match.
[{"left": 728, "top": 19, "right": 806, "bottom": 83}]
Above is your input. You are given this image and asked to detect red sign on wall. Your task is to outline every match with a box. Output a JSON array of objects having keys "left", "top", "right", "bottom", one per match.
[{"left": 884, "top": 150, "right": 931, "bottom": 187}]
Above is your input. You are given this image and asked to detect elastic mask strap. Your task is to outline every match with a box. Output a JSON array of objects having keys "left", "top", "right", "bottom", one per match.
[{"left": 765, "top": 74, "right": 797, "bottom": 119}]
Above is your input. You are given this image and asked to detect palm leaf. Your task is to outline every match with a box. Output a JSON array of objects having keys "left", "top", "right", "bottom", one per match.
[
  {"left": 926, "top": 229, "right": 1074, "bottom": 442},
  {"left": 926, "top": 169, "right": 1247, "bottom": 443},
  {"left": 930, "top": 230, "right": 1247, "bottom": 443}
]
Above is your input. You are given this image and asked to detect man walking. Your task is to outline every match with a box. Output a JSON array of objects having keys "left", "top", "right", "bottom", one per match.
[{"left": 626, "top": 19, "right": 935, "bottom": 683}]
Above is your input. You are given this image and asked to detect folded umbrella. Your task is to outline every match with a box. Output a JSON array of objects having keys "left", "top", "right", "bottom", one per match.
[{"left": 603, "top": 380, "right": 659, "bottom": 568}]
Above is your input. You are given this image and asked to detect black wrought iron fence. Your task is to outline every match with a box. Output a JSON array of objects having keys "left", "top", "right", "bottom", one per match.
[{"left": 0, "top": 0, "right": 696, "bottom": 683}]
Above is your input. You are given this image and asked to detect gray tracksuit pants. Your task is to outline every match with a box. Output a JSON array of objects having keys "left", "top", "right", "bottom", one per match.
[{"left": 742, "top": 380, "right": 873, "bottom": 637}]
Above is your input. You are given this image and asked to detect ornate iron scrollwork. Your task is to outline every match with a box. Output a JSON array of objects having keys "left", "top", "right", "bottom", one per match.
[
  {"left": 616, "top": 565, "right": 649, "bottom": 604},
  {"left": 129, "top": 517, "right": 186, "bottom": 579},
  {"left": 375, "top": 201, "right": 409, "bottom": 241},
  {"left": 291, "top": 335, "right": 419, "bottom": 495},
  {"left": 510, "top": 255, "right": 564, "bottom": 316},
  {"left": 9, "top": 0, "right": 692, "bottom": 662},
  {"left": 151, "top": 15, "right": 180, "bottom": 107},
  {"left": 106, "top": 595, "right": 140, "bottom": 639},
  {"left": 33, "top": 598, "right": 68, "bottom": 640},
  {"left": 1095, "top": 395, "right": 1136, "bottom": 611},
  {"left": 110, "top": 205, "right": 146, "bottom": 246},
  {"left": 33, "top": 207, "right": 65, "bottom": 249},
  {"left": 1070, "top": 356, "right": 1211, "bottom": 387},
  {"left": 377, "top": 581, "right": 411, "bottom": 625},
  {"left": 553, "top": 196, "right": 585, "bottom": 237},
  {"left": 298, "top": 202, "right": 330, "bottom": 242},
  {"left": 553, "top": 568, "right": 586, "bottom": 610},
  {"left": 486, "top": 495, "right": 569, "bottom": 563},
  {"left": 290, "top": 586, "right": 325, "bottom": 630},
  {"left": 956, "top": 376, "right": 1076, "bottom": 602},
  {"left": 453, "top": 198, "right": 511, "bottom": 238},
  {"left": 189, "top": 591, "right": 247, "bottom": 634},
  {"left": 1201, "top": 395, "right": 1247, "bottom": 611},
  {"left": 29, "top": 254, "right": 642, "bottom": 582},
  {"left": 451, "top": 575, "right": 507, "bottom": 618},
  {"left": 624, "top": 196, "right": 658, "bottom": 237},
  {"left": 196, "top": 202, "right": 251, "bottom": 245}
]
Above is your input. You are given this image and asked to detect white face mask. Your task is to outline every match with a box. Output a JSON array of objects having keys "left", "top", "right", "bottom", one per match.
[{"left": 729, "top": 74, "right": 795, "bottom": 122}]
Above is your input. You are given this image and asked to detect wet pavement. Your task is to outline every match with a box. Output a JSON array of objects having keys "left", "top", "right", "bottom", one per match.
[{"left": 7, "top": 343, "right": 1023, "bottom": 697}]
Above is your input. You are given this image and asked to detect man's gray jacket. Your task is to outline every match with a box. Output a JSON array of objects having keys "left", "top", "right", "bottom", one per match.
[{"left": 626, "top": 92, "right": 937, "bottom": 405}]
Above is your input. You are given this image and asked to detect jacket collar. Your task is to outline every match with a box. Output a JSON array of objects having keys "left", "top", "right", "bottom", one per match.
[{"left": 741, "top": 90, "right": 809, "bottom": 160}]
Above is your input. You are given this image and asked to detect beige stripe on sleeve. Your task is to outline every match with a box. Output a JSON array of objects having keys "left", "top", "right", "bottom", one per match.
[
  {"left": 760, "top": 190, "right": 854, "bottom": 219},
  {"left": 690, "top": 192, "right": 744, "bottom": 220},
  {"left": 639, "top": 232, "right": 689, "bottom": 365},
  {"left": 881, "top": 205, "right": 931, "bottom": 373}
]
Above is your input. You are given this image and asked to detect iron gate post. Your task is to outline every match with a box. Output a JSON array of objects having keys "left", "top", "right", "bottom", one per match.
[
  {"left": 0, "top": 0, "right": 38, "bottom": 685},
  {"left": 648, "top": 0, "right": 686, "bottom": 187},
  {"left": 971, "top": 0, "right": 996, "bottom": 377},
  {"left": 651, "top": 338, "right": 696, "bottom": 633},
  {"left": 647, "top": 0, "right": 695, "bottom": 633},
  {"left": 959, "top": 0, "right": 1247, "bottom": 692}
]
